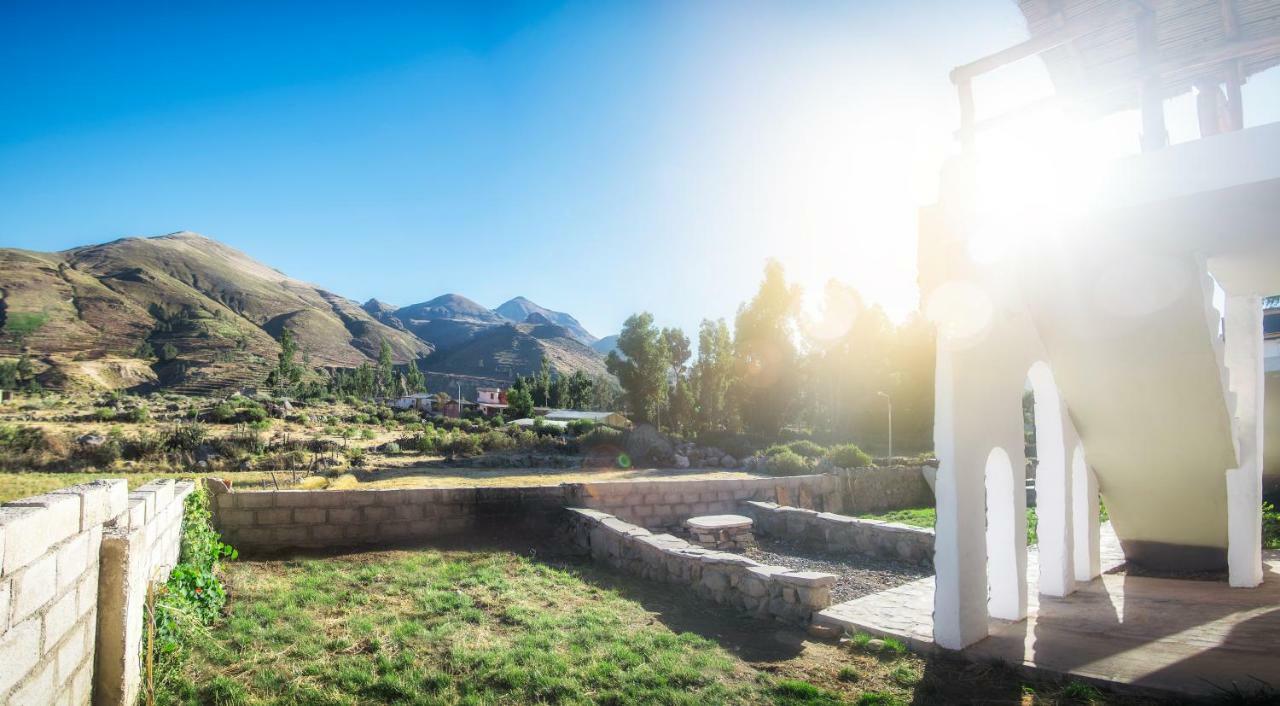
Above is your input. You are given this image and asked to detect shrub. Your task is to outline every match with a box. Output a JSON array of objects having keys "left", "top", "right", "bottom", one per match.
[
  {"left": 210, "top": 402, "right": 236, "bottom": 423},
  {"left": 579, "top": 426, "right": 623, "bottom": 448},
  {"left": 77, "top": 438, "right": 121, "bottom": 468},
  {"left": 360, "top": 428, "right": 376, "bottom": 440},
  {"left": 566, "top": 419, "right": 596, "bottom": 436},
  {"left": 1264, "top": 502, "right": 1280, "bottom": 550},
  {"left": 764, "top": 449, "right": 812, "bottom": 477},
  {"left": 238, "top": 404, "right": 269, "bottom": 424},
  {"left": 94, "top": 407, "right": 116, "bottom": 422},
  {"left": 344, "top": 446, "right": 366, "bottom": 467},
  {"left": 125, "top": 405, "right": 151, "bottom": 424},
  {"left": 394, "top": 410, "right": 420, "bottom": 425},
  {"left": 783, "top": 440, "right": 826, "bottom": 458},
  {"left": 479, "top": 430, "right": 515, "bottom": 451},
  {"left": 0, "top": 424, "right": 50, "bottom": 454},
  {"left": 443, "top": 432, "right": 482, "bottom": 457},
  {"left": 123, "top": 430, "right": 165, "bottom": 460},
  {"left": 825, "top": 443, "right": 872, "bottom": 469},
  {"left": 164, "top": 422, "right": 209, "bottom": 452}
]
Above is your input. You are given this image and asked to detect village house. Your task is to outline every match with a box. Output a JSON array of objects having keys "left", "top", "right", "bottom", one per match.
[{"left": 475, "top": 386, "right": 509, "bottom": 416}]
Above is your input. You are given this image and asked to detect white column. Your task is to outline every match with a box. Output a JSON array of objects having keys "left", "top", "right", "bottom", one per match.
[
  {"left": 932, "top": 345, "right": 991, "bottom": 649},
  {"left": 1071, "top": 446, "right": 1102, "bottom": 582},
  {"left": 1031, "top": 362, "right": 1075, "bottom": 597},
  {"left": 1224, "top": 294, "right": 1264, "bottom": 588},
  {"left": 985, "top": 445, "right": 1028, "bottom": 619}
]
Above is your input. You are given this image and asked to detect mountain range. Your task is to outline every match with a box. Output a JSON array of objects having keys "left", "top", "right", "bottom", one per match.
[{"left": 0, "top": 232, "right": 615, "bottom": 394}]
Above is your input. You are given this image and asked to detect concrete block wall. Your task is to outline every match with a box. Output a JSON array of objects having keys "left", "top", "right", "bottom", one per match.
[
  {"left": 207, "top": 474, "right": 845, "bottom": 552},
  {"left": 0, "top": 480, "right": 128, "bottom": 706},
  {"left": 742, "top": 501, "right": 935, "bottom": 567},
  {"left": 207, "top": 480, "right": 567, "bottom": 551},
  {"left": 566, "top": 474, "right": 844, "bottom": 531},
  {"left": 564, "top": 508, "right": 836, "bottom": 624},
  {"left": 94, "top": 479, "right": 195, "bottom": 706}
]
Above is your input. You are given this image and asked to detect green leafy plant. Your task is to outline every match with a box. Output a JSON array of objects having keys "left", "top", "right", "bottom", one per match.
[
  {"left": 764, "top": 449, "right": 812, "bottom": 476},
  {"left": 150, "top": 490, "right": 237, "bottom": 655},
  {"left": 1263, "top": 502, "right": 1279, "bottom": 550},
  {"left": 825, "top": 443, "right": 872, "bottom": 468}
]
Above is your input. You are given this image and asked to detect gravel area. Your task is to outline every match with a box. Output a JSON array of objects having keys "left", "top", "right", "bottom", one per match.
[{"left": 742, "top": 535, "right": 932, "bottom": 604}]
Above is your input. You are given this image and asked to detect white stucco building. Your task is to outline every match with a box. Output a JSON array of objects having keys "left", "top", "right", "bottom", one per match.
[{"left": 923, "top": 0, "right": 1280, "bottom": 649}]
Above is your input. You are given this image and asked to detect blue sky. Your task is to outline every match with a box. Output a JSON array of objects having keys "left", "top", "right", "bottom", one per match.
[{"left": 1, "top": 1, "right": 1100, "bottom": 338}]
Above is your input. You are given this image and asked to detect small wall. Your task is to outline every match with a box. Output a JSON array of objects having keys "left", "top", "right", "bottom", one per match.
[
  {"left": 0, "top": 480, "right": 128, "bottom": 705},
  {"left": 94, "top": 479, "right": 195, "bottom": 706},
  {"left": 207, "top": 481, "right": 568, "bottom": 551},
  {"left": 742, "top": 501, "right": 935, "bottom": 567},
  {"left": 207, "top": 474, "right": 842, "bottom": 551},
  {"left": 567, "top": 474, "right": 844, "bottom": 531},
  {"left": 564, "top": 508, "right": 835, "bottom": 624},
  {"left": 834, "top": 466, "right": 934, "bottom": 514}
]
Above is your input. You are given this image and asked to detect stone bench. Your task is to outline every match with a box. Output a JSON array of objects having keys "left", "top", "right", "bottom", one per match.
[{"left": 685, "top": 514, "right": 755, "bottom": 550}]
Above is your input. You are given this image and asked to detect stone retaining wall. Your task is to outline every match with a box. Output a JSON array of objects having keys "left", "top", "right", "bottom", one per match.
[
  {"left": 95, "top": 479, "right": 195, "bottom": 706},
  {"left": 834, "top": 466, "right": 934, "bottom": 514},
  {"left": 742, "top": 501, "right": 935, "bottom": 566},
  {"left": 563, "top": 508, "right": 835, "bottom": 624},
  {"left": 567, "top": 474, "right": 843, "bottom": 531}
]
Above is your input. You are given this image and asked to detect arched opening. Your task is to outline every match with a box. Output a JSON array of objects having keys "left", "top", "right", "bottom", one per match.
[
  {"left": 1025, "top": 361, "right": 1081, "bottom": 596},
  {"left": 985, "top": 445, "right": 1027, "bottom": 620}
]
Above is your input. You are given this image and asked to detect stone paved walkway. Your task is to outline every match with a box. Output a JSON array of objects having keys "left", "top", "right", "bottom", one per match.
[{"left": 816, "top": 525, "right": 1280, "bottom": 697}]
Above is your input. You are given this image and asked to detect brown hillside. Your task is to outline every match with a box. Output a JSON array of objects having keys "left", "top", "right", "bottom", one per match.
[{"left": 0, "top": 232, "right": 431, "bottom": 393}]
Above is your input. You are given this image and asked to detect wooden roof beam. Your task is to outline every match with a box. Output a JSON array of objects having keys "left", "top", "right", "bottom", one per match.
[{"left": 950, "top": 3, "right": 1143, "bottom": 84}]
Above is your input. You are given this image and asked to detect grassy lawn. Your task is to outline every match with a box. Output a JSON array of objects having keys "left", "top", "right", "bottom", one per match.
[
  {"left": 150, "top": 545, "right": 1152, "bottom": 706},
  {"left": 0, "top": 471, "right": 226, "bottom": 503},
  {"left": 858, "top": 507, "right": 1041, "bottom": 545}
]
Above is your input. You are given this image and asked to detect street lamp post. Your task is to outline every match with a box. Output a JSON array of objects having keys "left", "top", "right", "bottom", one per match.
[{"left": 877, "top": 391, "right": 893, "bottom": 461}]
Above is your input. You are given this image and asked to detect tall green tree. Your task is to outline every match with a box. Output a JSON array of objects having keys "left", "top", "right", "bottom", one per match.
[
  {"left": 404, "top": 362, "right": 427, "bottom": 394},
  {"left": 268, "top": 328, "right": 304, "bottom": 393},
  {"left": 375, "top": 340, "right": 395, "bottom": 397},
  {"left": 606, "top": 312, "right": 669, "bottom": 425},
  {"left": 732, "top": 260, "right": 801, "bottom": 438},
  {"left": 565, "top": 370, "right": 594, "bottom": 410},
  {"left": 531, "top": 358, "right": 554, "bottom": 407},
  {"left": 692, "top": 318, "right": 735, "bottom": 433},
  {"left": 507, "top": 376, "right": 535, "bottom": 418}
]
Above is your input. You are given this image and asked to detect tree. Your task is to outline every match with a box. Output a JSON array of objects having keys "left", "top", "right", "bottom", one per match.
[
  {"left": 404, "top": 362, "right": 427, "bottom": 394},
  {"left": 692, "top": 318, "right": 735, "bottom": 432},
  {"left": 532, "top": 358, "right": 554, "bottom": 407},
  {"left": 267, "top": 328, "right": 303, "bottom": 393},
  {"left": 732, "top": 260, "right": 801, "bottom": 438},
  {"left": 606, "top": 312, "right": 669, "bottom": 425},
  {"left": 507, "top": 377, "right": 535, "bottom": 418},
  {"left": 552, "top": 374, "right": 569, "bottom": 409},
  {"left": 376, "top": 340, "right": 394, "bottom": 398},
  {"left": 565, "top": 370, "right": 594, "bottom": 410}
]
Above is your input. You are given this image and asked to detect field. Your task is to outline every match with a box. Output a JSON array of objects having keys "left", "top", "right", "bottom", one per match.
[
  {"left": 0, "top": 392, "right": 773, "bottom": 504},
  {"left": 149, "top": 542, "right": 1145, "bottom": 706}
]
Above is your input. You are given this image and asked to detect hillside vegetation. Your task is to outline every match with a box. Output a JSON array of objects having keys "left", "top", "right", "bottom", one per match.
[{"left": 0, "top": 232, "right": 613, "bottom": 396}]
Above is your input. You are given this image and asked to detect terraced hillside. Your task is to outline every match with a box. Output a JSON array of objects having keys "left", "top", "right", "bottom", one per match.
[{"left": 0, "top": 232, "right": 432, "bottom": 393}]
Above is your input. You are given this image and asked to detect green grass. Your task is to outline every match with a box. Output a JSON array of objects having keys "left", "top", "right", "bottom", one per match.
[
  {"left": 152, "top": 549, "right": 866, "bottom": 705},
  {"left": 0, "top": 470, "right": 280, "bottom": 504},
  {"left": 858, "top": 507, "right": 1042, "bottom": 546}
]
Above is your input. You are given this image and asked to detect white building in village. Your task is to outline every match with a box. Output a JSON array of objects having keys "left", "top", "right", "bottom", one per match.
[{"left": 923, "top": 0, "right": 1280, "bottom": 649}]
